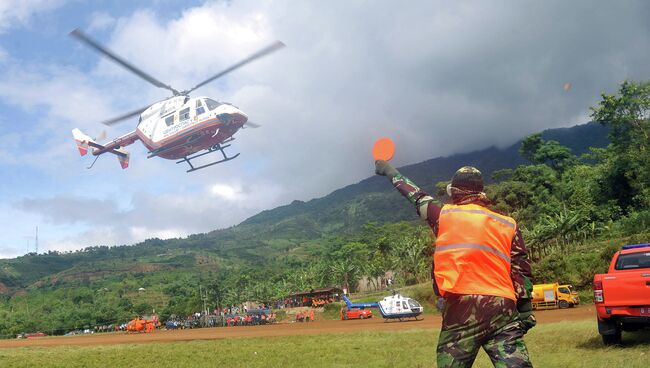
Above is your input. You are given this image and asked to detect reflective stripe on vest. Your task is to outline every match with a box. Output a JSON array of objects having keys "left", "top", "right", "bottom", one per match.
[{"left": 434, "top": 203, "right": 517, "bottom": 300}]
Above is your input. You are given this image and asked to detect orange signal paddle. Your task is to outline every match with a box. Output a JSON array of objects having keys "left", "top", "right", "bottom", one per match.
[{"left": 372, "top": 137, "right": 395, "bottom": 161}]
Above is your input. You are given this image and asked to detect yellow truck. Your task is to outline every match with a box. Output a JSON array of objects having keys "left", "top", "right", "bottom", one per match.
[{"left": 531, "top": 283, "right": 580, "bottom": 309}]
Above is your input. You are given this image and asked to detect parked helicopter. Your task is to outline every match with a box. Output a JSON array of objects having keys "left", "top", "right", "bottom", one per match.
[
  {"left": 341, "top": 291, "right": 423, "bottom": 321},
  {"left": 69, "top": 28, "right": 284, "bottom": 172}
]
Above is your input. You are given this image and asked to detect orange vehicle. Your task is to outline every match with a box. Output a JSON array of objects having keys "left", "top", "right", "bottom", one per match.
[
  {"left": 593, "top": 243, "right": 650, "bottom": 344},
  {"left": 340, "top": 308, "right": 373, "bottom": 320}
]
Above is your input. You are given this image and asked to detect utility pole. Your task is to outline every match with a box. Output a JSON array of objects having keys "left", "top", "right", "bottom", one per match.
[
  {"left": 23, "top": 237, "right": 31, "bottom": 254},
  {"left": 199, "top": 284, "right": 208, "bottom": 327},
  {"left": 23, "top": 226, "right": 39, "bottom": 254}
]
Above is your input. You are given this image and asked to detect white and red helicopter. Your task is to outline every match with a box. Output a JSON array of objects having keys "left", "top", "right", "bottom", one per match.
[{"left": 70, "top": 29, "right": 284, "bottom": 172}]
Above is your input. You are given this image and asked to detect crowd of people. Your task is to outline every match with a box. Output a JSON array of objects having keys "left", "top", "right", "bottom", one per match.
[{"left": 163, "top": 307, "right": 277, "bottom": 330}]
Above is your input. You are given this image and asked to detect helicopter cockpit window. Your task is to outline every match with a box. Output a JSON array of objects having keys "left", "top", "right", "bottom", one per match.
[
  {"left": 195, "top": 99, "right": 205, "bottom": 116},
  {"left": 179, "top": 107, "right": 190, "bottom": 123},
  {"left": 164, "top": 114, "right": 175, "bottom": 127},
  {"left": 205, "top": 98, "right": 222, "bottom": 111},
  {"left": 408, "top": 299, "right": 422, "bottom": 309}
]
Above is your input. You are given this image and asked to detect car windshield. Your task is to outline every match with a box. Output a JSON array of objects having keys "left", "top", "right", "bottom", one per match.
[{"left": 615, "top": 251, "right": 650, "bottom": 270}]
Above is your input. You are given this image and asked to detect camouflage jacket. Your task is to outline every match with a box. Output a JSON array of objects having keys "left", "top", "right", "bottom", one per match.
[{"left": 391, "top": 172, "right": 533, "bottom": 301}]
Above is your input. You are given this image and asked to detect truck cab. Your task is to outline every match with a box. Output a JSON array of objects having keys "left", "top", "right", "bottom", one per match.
[
  {"left": 593, "top": 243, "right": 650, "bottom": 345},
  {"left": 532, "top": 283, "right": 580, "bottom": 309},
  {"left": 556, "top": 284, "right": 580, "bottom": 308}
]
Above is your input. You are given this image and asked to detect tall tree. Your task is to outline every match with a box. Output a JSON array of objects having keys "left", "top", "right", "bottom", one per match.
[{"left": 591, "top": 80, "right": 650, "bottom": 211}]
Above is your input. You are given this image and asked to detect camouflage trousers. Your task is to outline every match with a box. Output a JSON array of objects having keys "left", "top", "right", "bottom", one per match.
[{"left": 437, "top": 294, "right": 533, "bottom": 368}]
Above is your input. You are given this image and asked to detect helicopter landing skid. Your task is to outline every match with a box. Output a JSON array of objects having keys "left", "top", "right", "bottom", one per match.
[{"left": 176, "top": 143, "right": 240, "bottom": 173}]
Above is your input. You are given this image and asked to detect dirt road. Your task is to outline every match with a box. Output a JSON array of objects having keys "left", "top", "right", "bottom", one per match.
[{"left": 0, "top": 305, "right": 595, "bottom": 348}]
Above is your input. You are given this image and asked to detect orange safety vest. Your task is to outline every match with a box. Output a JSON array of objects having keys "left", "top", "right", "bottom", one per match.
[{"left": 434, "top": 203, "right": 517, "bottom": 300}]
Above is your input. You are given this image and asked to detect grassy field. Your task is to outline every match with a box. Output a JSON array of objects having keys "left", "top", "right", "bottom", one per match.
[{"left": 1, "top": 320, "right": 649, "bottom": 367}]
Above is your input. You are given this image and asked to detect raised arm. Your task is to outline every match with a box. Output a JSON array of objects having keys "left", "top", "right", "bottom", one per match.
[{"left": 375, "top": 160, "right": 442, "bottom": 227}]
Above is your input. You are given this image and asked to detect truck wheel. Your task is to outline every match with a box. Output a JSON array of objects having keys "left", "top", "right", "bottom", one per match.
[
  {"left": 359, "top": 315, "right": 364, "bottom": 320},
  {"left": 602, "top": 329, "right": 622, "bottom": 345},
  {"left": 599, "top": 320, "right": 622, "bottom": 345},
  {"left": 559, "top": 300, "right": 569, "bottom": 309}
]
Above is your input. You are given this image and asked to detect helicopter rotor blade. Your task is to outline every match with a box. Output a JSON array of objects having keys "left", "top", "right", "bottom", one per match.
[
  {"left": 185, "top": 41, "right": 285, "bottom": 95},
  {"left": 70, "top": 28, "right": 181, "bottom": 96},
  {"left": 244, "top": 121, "right": 261, "bottom": 128},
  {"left": 101, "top": 105, "right": 150, "bottom": 126}
]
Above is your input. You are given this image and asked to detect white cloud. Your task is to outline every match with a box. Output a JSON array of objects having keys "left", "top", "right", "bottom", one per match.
[
  {"left": 129, "top": 226, "right": 183, "bottom": 241},
  {"left": 209, "top": 183, "right": 242, "bottom": 201},
  {"left": 87, "top": 11, "right": 115, "bottom": 32},
  {"left": 3, "top": 0, "right": 650, "bottom": 254},
  {"left": 0, "top": 0, "right": 66, "bottom": 33}
]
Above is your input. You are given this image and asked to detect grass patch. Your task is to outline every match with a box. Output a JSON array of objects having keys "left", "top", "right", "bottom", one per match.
[{"left": 1, "top": 320, "right": 649, "bottom": 367}]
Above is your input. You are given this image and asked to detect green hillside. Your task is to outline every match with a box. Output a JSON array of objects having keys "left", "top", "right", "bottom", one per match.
[{"left": 2, "top": 79, "right": 648, "bottom": 338}]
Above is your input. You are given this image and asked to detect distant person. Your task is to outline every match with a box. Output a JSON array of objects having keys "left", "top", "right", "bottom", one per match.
[{"left": 375, "top": 162, "right": 536, "bottom": 368}]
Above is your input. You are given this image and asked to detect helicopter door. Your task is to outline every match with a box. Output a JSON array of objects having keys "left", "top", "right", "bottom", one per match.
[{"left": 402, "top": 301, "right": 409, "bottom": 311}]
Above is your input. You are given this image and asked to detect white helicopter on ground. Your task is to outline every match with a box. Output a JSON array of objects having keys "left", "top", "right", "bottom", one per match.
[
  {"left": 342, "top": 291, "right": 424, "bottom": 322},
  {"left": 69, "top": 29, "right": 284, "bottom": 172}
]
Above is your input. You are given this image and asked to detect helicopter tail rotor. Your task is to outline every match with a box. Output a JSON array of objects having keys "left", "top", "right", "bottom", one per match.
[
  {"left": 72, "top": 128, "right": 94, "bottom": 156},
  {"left": 115, "top": 148, "right": 130, "bottom": 169}
]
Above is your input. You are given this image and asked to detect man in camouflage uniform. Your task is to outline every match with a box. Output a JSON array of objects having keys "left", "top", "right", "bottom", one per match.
[{"left": 375, "top": 162, "right": 536, "bottom": 368}]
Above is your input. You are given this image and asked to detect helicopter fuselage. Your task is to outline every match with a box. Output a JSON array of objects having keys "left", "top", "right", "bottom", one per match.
[
  {"left": 70, "top": 28, "right": 280, "bottom": 172},
  {"left": 136, "top": 96, "right": 248, "bottom": 159}
]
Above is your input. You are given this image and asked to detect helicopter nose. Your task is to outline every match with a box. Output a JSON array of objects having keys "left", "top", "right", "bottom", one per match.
[
  {"left": 231, "top": 111, "right": 248, "bottom": 126},
  {"left": 217, "top": 105, "right": 247, "bottom": 126}
]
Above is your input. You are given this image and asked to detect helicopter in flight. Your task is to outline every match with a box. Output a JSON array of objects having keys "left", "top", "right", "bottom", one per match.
[{"left": 70, "top": 29, "right": 284, "bottom": 172}]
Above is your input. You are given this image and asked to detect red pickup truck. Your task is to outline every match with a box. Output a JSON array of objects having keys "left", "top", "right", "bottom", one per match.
[{"left": 593, "top": 243, "right": 650, "bottom": 344}]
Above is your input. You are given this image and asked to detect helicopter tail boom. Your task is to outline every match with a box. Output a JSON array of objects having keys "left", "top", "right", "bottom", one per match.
[{"left": 72, "top": 128, "right": 133, "bottom": 169}]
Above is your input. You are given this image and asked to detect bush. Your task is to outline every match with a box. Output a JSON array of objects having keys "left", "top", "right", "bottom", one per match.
[
  {"left": 322, "top": 302, "right": 344, "bottom": 320},
  {"left": 611, "top": 210, "right": 650, "bottom": 236}
]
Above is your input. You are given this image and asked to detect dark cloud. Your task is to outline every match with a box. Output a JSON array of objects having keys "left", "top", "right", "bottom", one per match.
[{"left": 3, "top": 1, "right": 650, "bottom": 253}]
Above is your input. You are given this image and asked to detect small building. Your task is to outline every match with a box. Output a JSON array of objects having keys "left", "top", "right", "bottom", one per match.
[{"left": 284, "top": 287, "right": 342, "bottom": 308}]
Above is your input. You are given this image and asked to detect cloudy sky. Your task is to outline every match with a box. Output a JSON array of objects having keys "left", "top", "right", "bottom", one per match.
[{"left": 0, "top": 0, "right": 649, "bottom": 258}]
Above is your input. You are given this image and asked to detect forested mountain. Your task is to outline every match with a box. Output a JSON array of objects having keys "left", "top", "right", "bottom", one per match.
[{"left": 0, "top": 122, "right": 608, "bottom": 293}]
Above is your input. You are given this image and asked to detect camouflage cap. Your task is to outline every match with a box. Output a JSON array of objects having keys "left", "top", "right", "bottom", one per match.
[{"left": 451, "top": 166, "right": 484, "bottom": 193}]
